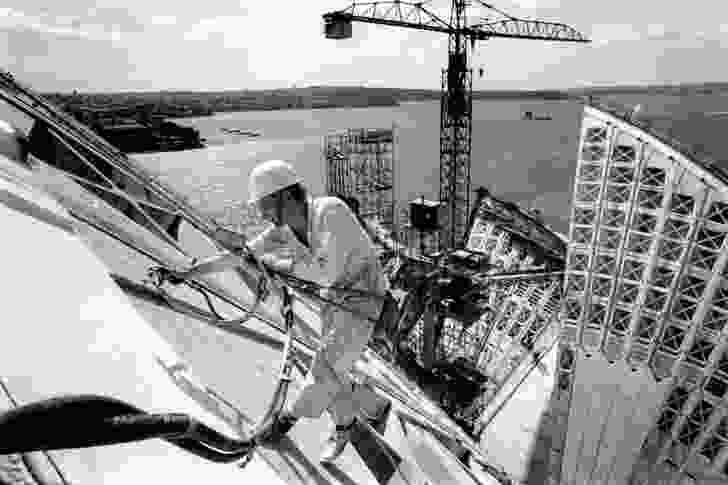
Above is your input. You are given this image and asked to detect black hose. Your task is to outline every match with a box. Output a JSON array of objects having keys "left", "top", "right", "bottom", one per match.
[{"left": 0, "top": 395, "right": 254, "bottom": 461}]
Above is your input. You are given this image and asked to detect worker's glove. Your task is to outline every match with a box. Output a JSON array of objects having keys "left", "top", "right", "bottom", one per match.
[
  {"left": 260, "top": 254, "right": 294, "bottom": 275},
  {"left": 243, "top": 252, "right": 260, "bottom": 266},
  {"left": 214, "top": 226, "right": 247, "bottom": 252},
  {"left": 148, "top": 266, "right": 186, "bottom": 286}
]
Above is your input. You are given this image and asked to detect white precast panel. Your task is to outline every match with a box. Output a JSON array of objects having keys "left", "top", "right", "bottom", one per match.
[{"left": 0, "top": 157, "right": 287, "bottom": 485}]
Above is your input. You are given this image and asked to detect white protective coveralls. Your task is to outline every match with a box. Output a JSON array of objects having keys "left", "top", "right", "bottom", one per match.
[
  {"left": 0, "top": 120, "right": 27, "bottom": 165},
  {"left": 248, "top": 195, "right": 388, "bottom": 426}
]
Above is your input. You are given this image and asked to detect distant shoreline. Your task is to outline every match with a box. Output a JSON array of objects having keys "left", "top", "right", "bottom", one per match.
[
  {"left": 41, "top": 87, "right": 574, "bottom": 119},
  {"left": 41, "top": 82, "right": 728, "bottom": 119}
]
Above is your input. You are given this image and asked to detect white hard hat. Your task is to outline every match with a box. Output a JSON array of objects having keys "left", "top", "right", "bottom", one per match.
[
  {"left": 0, "top": 120, "right": 26, "bottom": 163},
  {"left": 248, "top": 160, "right": 303, "bottom": 204}
]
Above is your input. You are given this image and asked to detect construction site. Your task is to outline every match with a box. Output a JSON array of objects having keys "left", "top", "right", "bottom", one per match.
[
  {"left": 322, "top": 105, "right": 728, "bottom": 485},
  {"left": 316, "top": 2, "right": 728, "bottom": 484},
  {"left": 3, "top": 1, "right": 728, "bottom": 484}
]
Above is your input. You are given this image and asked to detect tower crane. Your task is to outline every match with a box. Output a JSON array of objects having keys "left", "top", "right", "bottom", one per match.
[{"left": 323, "top": 0, "right": 590, "bottom": 252}]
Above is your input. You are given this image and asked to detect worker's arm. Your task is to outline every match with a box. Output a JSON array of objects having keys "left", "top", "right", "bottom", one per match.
[
  {"left": 315, "top": 200, "right": 370, "bottom": 290},
  {"left": 177, "top": 252, "right": 241, "bottom": 280},
  {"left": 247, "top": 225, "right": 295, "bottom": 273},
  {"left": 215, "top": 225, "right": 289, "bottom": 256},
  {"left": 173, "top": 226, "right": 256, "bottom": 280},
  {"left": 182, "top": 222, "right": 294, "bottom": 280},
  {"left": 164, "top": 248, "right": 294, "bottom": 298}
]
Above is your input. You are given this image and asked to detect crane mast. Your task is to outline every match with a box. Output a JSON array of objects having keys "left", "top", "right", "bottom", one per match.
[
  {"left": 323, "top": 0, "right": 589, "bottom": 442},
  {"left": 440, "top": 0, "right": 471, "bottom": 250},
  {"left": 323, "top": 0, "right": 589, "bottom": 253}
]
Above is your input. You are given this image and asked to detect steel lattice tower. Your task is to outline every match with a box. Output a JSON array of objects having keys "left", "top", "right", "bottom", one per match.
[
  {"left": 324, "top": 126, "right": 396, "bottom": 228},
  {"left": 438, "top": 0, "right": 473, "bottom": 250}
]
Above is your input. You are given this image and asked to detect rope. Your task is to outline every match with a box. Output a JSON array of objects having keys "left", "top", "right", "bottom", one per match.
[
  {"left": 274, "top": 264, "right": 563, "bottom": 307},
  {"left": 115, "top": 270, "right": 475, "bottom": 453},
  {"left": 151, "top": 264, "right": 381, "bottom": 327},
  {"left": 151, "top": 272, "right": 298, "bottom": 465},
  {"left": 71, "top": 211, "right": 299, "bottom": 337},
  {"left": 275, "top": 267, "right": 389, "bottom": 302},
  {"left": 118, "top": 272, "right": 499, "bottom": 473},
  {"left": 478, "top": 337, "right": 558, "bottom": 432},
  {"left": 248, "top": 286, "right": 297, "bottom": 452},
  {"left": 148, "top": 269, "right": 267, "bottom": 328},
  {"left": 0, "top": 70, "right": 283, "bottom": 334}
]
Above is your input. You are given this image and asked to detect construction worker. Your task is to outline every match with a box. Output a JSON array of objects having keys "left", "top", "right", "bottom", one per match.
[
  {"left": 336, "top": 192, "right": 398, "bottom": 359},
  {"left": 171, "top": 160, "right": 392, "bottom": 463},
  {"left": 0, "top": 120, "right": 29, "bottom": 165}
]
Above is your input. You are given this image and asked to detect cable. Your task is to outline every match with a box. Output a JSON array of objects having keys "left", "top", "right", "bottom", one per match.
[
  {"left": 0, "top": 379, "right": 71, "bottom": 485},
  {"left": 149, "top": 269, "right": 265, "bottom": 327},
  {"left": 474, "top": 0, "right": 517, "bottom": 20},
  {"left": 0, "top": 395, "right": 255, "bottom": 462},
  {"left": 478, "top": 338, "right": 558, "bottom": 432},
  {"left": 72, "top": 211, "right": 321, "bottom": 348}
]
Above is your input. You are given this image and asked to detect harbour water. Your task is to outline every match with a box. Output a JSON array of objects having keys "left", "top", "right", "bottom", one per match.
[{"left": 136, "top": 98, "right": 582, "bottom": 235}]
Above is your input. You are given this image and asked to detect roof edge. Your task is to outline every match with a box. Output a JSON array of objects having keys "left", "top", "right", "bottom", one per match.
[{"left": 582, "top": 99, "right": 728, "bottom": 189}]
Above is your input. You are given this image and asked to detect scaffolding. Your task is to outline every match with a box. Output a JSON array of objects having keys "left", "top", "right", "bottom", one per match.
[
  {"left": 391, "top": 186, "right": 567, "bottom": 436},
  {"left": 324, "top": 125, "right": 396, "bottom": 228}
]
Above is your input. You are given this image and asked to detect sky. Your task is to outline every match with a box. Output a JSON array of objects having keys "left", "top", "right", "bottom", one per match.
[{"left": 1, "top": 0, "right": 727, "bottom": 92}]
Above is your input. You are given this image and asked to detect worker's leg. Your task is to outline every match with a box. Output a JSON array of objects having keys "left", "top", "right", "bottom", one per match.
[
  {"left": 371, "top": 291, "right": 397, "bottom": 338},
  {"left": 289, "top": 355, "right": 387, "bottom": 433},
  {"left": 369, "top": 291, "right": 398, "bottom": 360},
  {"left": 288, "top": 353, "right": 345, "bottom": 420},
  {"left": 255, "top": 351, "right": 338, "bottom": 445},
  {"left": 349, "top": 379, "right": 389, "bottom": 422},
  {"left": 393, "top": 288, "right": 426, "bottom": 349},
  {"left": 326, "top": 374, "right": 388, "bottom": 426},
  {"left": 325, "top": 298, "right": 391, "bottom": 427},
  {"left": 289, "top": 302, "right": 391, "bottom": 462},
  {"left": 288, "top": 301, "right": 379, "bottom": 421},
  {"left": 421, "top": 303, "right": 443, "bottom": 370}
]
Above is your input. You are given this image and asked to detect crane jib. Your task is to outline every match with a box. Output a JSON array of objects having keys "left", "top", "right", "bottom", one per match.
[{"left": 323, "top": 0, "right": 588, "bottom": 254}]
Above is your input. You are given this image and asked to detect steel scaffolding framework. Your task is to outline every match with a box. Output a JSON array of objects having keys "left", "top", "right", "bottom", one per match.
[
  {"left": 438, "top": 52, "right": 473, "bottom": 251},
  {"left": 324, "top": 126, "right": 396, "bottom": 228},
  {"left": 395, "top": 188, "right": 567, "bottom": 434}
]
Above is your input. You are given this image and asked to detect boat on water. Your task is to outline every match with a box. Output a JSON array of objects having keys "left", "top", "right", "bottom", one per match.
[
  {"left": 0, "top": 70, "right": 509, "bottom": 484},
  {"left": 522, "top": 111, "right": 552, "bottom": 121},
  {"left": 221, "top": 127, "right": 262, "bottom": 137}
]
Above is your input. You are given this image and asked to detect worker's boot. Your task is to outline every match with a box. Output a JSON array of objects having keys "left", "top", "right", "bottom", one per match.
[
  {"left": 370, "top": 334, "right": 394, "bottom": 362},
  {"left": 320, "top": 421, "right": 354, "bottom": 464},
  {"left": 256, "top": 411, "right": 298, "bottom": 444},
  {"left": 366, "top": 400, "right": 392, "bottom": 435}
]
